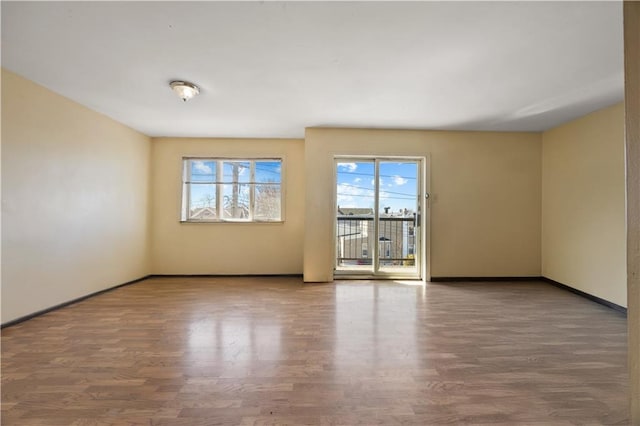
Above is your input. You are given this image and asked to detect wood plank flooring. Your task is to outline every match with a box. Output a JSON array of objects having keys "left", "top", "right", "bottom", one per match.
[{"left": 1, "top": 277, "right": 629, "bottom": 425}]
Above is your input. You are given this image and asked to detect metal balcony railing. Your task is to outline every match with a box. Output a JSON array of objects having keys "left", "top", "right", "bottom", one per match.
[{"left": 336, "top": 216, "right": 416, "bottom": 267}]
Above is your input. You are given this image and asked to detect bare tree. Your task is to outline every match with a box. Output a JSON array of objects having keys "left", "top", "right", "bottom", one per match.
[
  {"left": 200, "top": 193, "right": 215, "bottom": 208},
  {"left": 255, "top": 181, "right": 280, "bottom": 219}
]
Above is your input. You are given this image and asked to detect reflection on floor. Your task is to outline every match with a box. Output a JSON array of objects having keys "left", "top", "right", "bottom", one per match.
[{"left": 1, "top": 276, "right": 629, "bottom": 425}]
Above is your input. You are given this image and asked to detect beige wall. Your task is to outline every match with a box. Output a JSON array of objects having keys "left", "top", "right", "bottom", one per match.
[
  {"left": 1, "top": 69, "right": 151, "bottom": 324},
  {"left": 304, "top": 128, "right": 542, "bottom": 282},
  {"left": 150, "top": 138, "right": 304, "bottom": 275},
  {"left": 541, "top": 102, "right": 626, "bottom": 307}
]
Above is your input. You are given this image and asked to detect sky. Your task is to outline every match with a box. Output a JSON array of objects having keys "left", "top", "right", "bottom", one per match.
[{"left": 336, "top": 161, "right": 418, "bottom": 214}]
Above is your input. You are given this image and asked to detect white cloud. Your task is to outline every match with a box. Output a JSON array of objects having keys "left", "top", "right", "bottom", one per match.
[
  {"left": 336, "top": 183, "right": 373, "bottom": 207},
  {"left": 192, "top": 161, "right": 213, "bottom": 174},
  {"left": 338, "top": 162, "right": 357, "bottom": 172},
  {"left": 393, "top": 175, "right": 408, "bottom": 186},
  {"left": 354, "top": 177, "right": 362, "bottom": 183}
]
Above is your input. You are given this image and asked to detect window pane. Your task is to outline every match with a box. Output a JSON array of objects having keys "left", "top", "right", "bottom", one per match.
[
  {"left": 255, "top": 161, "right": 282, "bottom": 183},
  {"left": 254, "top": 183, "right": 281, "bottom": 220},
  {"left": 190, "top": 160, "right": 216, "bottom": 182},
  {"left": 188, "top": 183, "right": 217, "bottom": 220},
  {"left": 223, "top": 161, "right": 250, "bottom": 183},
  {"left": 222, "top": 183, "right": 250, "bottom": 219}
]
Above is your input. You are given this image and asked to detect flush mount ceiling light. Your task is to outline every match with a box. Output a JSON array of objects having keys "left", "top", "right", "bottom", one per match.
[{"left": 170, "top": 80, "right": 200, "bottom": 102}]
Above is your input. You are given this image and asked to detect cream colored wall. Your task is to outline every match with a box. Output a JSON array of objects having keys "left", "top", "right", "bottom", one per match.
[
  {"left": 304, "top": 128, "right": 542, "bottom": 282},
  {"left": 150, "top": 138, "right": 304, "bottom": 274},
  {"left": 1, "top": 69, "right": 151, "bottom": 324},
  {"left": 541, "top": 103, "right": 626, "bottom": 307}
]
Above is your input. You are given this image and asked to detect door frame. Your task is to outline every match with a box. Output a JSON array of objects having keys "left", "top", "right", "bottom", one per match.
[{"left": 332, "top": 155, "right": 430, "bottom": 281}]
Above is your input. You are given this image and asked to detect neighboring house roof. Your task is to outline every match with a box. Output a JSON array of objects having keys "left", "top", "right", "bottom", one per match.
[
  {"left": 337, "top": 207, "right": 374, "bottom": 216},
  {"left": 190, "top": 206, "right": 217, "bottom": 219},
  {"left": 338, "top": 207, "right": 416, "bottom": 217}
]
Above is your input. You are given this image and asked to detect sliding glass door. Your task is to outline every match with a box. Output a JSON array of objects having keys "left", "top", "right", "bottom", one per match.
[{"left": 335, "top": 158, "right": 422, "bottom": 278}]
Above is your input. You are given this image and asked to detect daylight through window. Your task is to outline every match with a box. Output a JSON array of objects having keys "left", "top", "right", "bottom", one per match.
[{"left": 182, "top": 158, "right": 282, "bottom": 222}]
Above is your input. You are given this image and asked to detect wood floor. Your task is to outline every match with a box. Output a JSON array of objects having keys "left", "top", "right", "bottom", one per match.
[{"left": 1, "top": 277, "right": 629, "bottom": 425}]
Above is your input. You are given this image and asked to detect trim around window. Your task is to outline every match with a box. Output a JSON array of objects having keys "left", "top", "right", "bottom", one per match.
[{"left": 181, "top": 157, "right": 283, "bottom": 223}]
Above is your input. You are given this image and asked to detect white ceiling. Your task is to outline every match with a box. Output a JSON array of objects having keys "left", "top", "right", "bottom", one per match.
[{"left": 1, "top": 1, "right": 624, "bottom": 138}]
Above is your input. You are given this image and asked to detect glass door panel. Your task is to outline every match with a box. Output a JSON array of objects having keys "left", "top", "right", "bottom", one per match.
[
  {"left": 377, "top": 161, "right": 420, "bottom": 275},
  {"left": 335, "top": 161, "right": 376, "bottom": 274}
]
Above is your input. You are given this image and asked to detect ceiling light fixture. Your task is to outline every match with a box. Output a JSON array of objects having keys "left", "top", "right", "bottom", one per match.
[{"left": 170, "top": 80, "right": 200, "bottom": 102}]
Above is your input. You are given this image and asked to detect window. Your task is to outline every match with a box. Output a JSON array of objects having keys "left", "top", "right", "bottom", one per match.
[{"left": 182, "top": 158, "right": 282, "bottom": 222}]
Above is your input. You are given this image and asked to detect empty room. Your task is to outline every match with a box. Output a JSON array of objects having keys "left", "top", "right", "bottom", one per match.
[{"left": 2, "top": 2, "right": 639, "bottom": 425}]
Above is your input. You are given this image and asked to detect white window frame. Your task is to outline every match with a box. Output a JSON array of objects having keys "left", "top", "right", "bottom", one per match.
[{"left": 181, "top": 157, "right": 284, "bottom": 223}]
